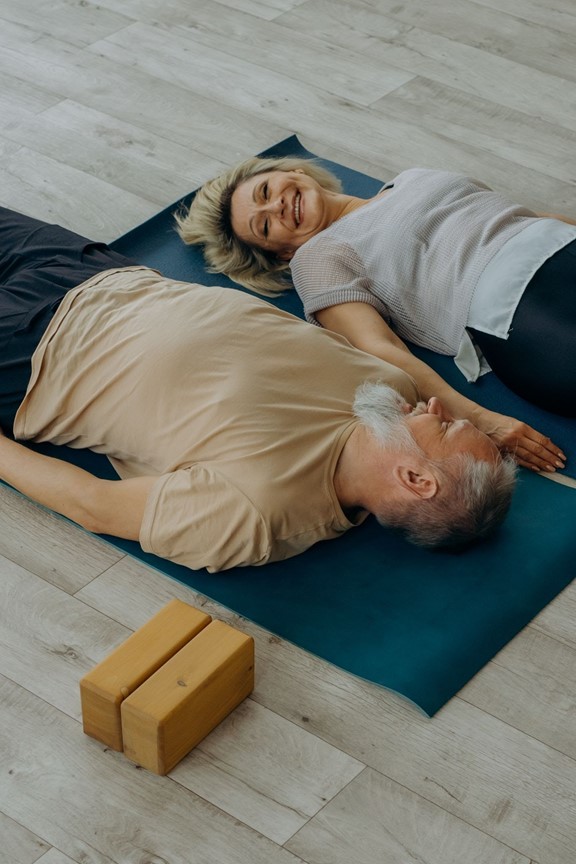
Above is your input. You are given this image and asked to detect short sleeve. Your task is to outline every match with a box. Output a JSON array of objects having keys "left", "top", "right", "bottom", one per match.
[
  {"left": 290, "top": 236, "right": 392, "bottom": 324},
  {"left": 140, "top": 465, "right": 271, "bottom": 572},
  {"left": 467, "top": 176, "right": 493, "bottom": 192}
]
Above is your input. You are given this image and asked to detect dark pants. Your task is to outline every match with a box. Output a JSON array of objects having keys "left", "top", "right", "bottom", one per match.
[
  {"left": 470, "top": 238, "right": 576, "bottom": 417},
  {"left": 0, "top": 207, "right": 138, "bottom": 434}
]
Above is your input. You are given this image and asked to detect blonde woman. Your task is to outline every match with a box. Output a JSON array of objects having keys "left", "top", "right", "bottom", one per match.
[{"left": 176, "top": 156, "right": 575, "bottom": 472}]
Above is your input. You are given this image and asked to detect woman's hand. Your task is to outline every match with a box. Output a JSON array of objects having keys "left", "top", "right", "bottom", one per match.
[
  {"left": 473, "top": 408, "right": 566, "bottom": 472},
  {"left": 315, "top": 302, "right": 568, "bottom": 473}
]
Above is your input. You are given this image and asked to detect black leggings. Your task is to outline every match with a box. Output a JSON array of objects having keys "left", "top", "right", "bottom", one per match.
[
  {"left": 470, "top": 238, "right": 576, "bottom": 417},
  {"left": 0, "top": 207, "right": 138, "bottom": 434}
]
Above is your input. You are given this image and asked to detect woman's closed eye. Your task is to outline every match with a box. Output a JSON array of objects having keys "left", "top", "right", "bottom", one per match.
[{"left": 261, "top": 183, "right": 269, "bottom": 239}]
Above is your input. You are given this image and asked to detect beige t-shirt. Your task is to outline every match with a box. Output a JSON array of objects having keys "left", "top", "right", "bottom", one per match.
[{"left": 14, "top": 268, "right": 419, "bottom": 571}]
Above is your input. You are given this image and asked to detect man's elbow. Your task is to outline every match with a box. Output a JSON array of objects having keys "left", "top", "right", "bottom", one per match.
[
  {"left": 69, "top": 502, "right": 108, "bottom": 535},
  {"left": 69, "top": 478, "right": 145, "bottom": 540},
  {"left": 68, "top": 479, "right": 115, "bottom": 536}
]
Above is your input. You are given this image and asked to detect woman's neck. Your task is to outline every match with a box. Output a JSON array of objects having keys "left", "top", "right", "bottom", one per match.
[{"left": 328, "top": 192, "right": 385, "bottom": 224}]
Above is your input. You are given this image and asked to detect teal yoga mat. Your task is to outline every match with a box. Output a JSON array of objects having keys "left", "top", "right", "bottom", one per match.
[
  {"left": 23, "top": 442, "right": 576, "bottom": 715},
  {"left": 21, "top": 137, "right": 576, "bottom": 715}
]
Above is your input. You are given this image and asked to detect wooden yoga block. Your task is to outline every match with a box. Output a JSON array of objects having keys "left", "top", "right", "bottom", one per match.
[
  {"left": 121, "top": 619, "right": 255, "bottom": 775},
  {"left": 80, "top": 599, "right": 211, "bottom": 751}
]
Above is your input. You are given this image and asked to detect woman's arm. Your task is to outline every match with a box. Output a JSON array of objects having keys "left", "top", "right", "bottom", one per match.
[
  {"left": 317, "top": 302, "right": 566, "bottom": 472},
  {"left": 0, "top": 432, "right": 155, "bottom": 539}
]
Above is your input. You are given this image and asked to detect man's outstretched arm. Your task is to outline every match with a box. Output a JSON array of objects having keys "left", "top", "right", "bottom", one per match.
[{"left": 0, "top": 431, "right": 155, "bottom": 540}]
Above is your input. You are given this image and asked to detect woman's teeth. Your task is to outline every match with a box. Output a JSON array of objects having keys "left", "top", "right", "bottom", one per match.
[{"left": 294, "top": 192, "right": 301, "bottom": 225}]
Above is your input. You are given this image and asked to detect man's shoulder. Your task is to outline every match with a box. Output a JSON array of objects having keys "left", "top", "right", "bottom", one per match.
[{"left": 140, "top": 466, "right": 271, "bottom": 572}]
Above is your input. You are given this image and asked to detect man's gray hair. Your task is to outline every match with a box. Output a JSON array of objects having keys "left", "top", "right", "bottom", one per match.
[
  {"left": 174, "top": 155, "right": 341, "bottom": 295},
  {"left": 353, "top": 381, "right": 517, "bottom": 548}
]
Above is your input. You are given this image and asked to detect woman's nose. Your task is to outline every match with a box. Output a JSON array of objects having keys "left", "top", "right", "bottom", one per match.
[{"left": 263, "top": 194, "right": 284, "bottom": 215}]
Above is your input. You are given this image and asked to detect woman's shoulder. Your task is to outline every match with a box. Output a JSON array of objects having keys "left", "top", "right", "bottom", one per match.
[
  {"left": 292, "top": 226, "right": 352, "bottom": 262},
  {"left": 291, "top": 230, "right": 363, "bottom": 288}
]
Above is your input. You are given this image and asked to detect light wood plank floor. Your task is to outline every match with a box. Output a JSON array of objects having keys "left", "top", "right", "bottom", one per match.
[{"left": 1, "top": 1, "right": 575, "bottom": 862}]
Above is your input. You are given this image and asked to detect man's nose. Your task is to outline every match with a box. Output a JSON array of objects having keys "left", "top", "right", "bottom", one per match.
[{"left": 427, "top": 397, "right": 453, "bottom": 422}]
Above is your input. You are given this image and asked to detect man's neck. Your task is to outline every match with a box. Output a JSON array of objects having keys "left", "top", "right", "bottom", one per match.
[{"left": 334, "top": 425, "right": 391, "bottom": 513}]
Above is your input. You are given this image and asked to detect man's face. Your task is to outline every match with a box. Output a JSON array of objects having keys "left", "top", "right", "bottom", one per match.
[{"left": 405, "top": 398, "right": 499, "bottom": 463}]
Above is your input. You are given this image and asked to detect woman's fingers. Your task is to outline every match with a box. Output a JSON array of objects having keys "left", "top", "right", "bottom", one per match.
[
  {"left": 520, "top": 432, "right": 565, "bottom": 469},
  {"left": 507, "top": 431, "right": 566, "bottom": 472},
  {"left": 471, "top": 410, "right": 566, "bottom": 472},
  {"left": 486, "top": 416, "right": 566, "bottom": 471}
]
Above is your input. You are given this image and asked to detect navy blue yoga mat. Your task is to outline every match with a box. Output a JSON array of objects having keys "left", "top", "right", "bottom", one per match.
[{"left": 20, "top": 136, "right": 576, "bottom": 716}]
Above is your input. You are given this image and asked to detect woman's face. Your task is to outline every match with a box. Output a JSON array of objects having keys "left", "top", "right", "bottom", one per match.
[{"left": 230, "top": 169, "right": 334, "bottom": 259}]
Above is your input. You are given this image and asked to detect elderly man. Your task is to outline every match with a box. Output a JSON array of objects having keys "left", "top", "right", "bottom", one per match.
[{"left": 0, "top": 208, "right": 516, "bottom": 572}]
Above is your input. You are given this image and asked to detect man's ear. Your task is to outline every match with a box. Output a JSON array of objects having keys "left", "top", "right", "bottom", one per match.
[{"left": 393, "top": 464, "right": 438, "bottom": 500}]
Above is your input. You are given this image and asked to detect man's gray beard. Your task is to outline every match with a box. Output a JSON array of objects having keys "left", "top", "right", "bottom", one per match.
[{"left": 353, "top": 382, "right": 422, "bottom": 453}]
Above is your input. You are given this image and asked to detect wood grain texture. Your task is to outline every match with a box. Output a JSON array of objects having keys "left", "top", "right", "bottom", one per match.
[
  {"left": 373, "top": 76, "right": 576, "bottom": 185},
  {"left": 3, "top": 100, "right": 229, "bottom": 206},
  {"left": 0, "top": 676, "right": 306, "bottom": 864},
  {"left": 1, "top": 0, "right": 575, "bottom": 861},
  {"left": 459, "top": 626, "right": 576, "bottom": 760},
  {"left": 75, "top": 557, "right": 576, "bottom": 863},
  {"left": 278, "top": 0, "right": 576, "bottom": 132},
  {"left": 286, "top": 767, "right": 530, "bottom": 864},
  {"left": 252, "top": 632, "right": 576, "bottom": 864},
  {"left": 121, "top": 620, "right": 255, "bottom": 774},
  {"left": 0, "top": 554, "right": 132, "bottom": 719},
  {"left": 171, "top": 698, "right": 364, "bottom": 843},
  {"left": 80, "top": 599, "right": 211, "bottom": 750},
  {"left": 532, "top": 581, "right": 576, "bottom": 650},
  {"left": 34, "top": 851, "right": 84, "bottom": 864},
  {"left": 0, "top": 810, "right": 50, "bottom": 864},
  {"left": 425, "top": 0, "right": 576, "bottom": 38},
  {"left": 0, "top": 0, "right": 131, "bottom": 47},
  {"left": 0, "top": 486, "right": 122, "bottom": 593}
]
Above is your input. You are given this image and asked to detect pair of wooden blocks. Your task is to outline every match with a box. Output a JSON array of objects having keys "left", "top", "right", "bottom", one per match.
[{"left": 80, "top": 599, "right": 254, "bottom": 775}]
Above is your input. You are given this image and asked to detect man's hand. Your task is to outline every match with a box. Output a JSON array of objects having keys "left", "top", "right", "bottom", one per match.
[{"left": 473, "top": 409, "right": 566, "bottom": 472}]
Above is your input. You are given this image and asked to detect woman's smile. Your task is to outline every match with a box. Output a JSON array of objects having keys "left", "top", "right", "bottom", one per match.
[
  {"left": 230, "top": 170, "right": 344, "bottom": 258},
  {"left": 293, "top": 189, "right": 302, "bottom": 226}
]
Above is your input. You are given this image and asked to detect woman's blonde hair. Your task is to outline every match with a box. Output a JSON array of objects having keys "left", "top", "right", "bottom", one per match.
[{"left": 174, "top": 156, "right": 342, "bottom": 295}]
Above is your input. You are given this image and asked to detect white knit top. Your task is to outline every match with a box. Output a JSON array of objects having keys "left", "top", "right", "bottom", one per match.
[{"left": 290, "top": 169, "right": 567, "bottom": 380}]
